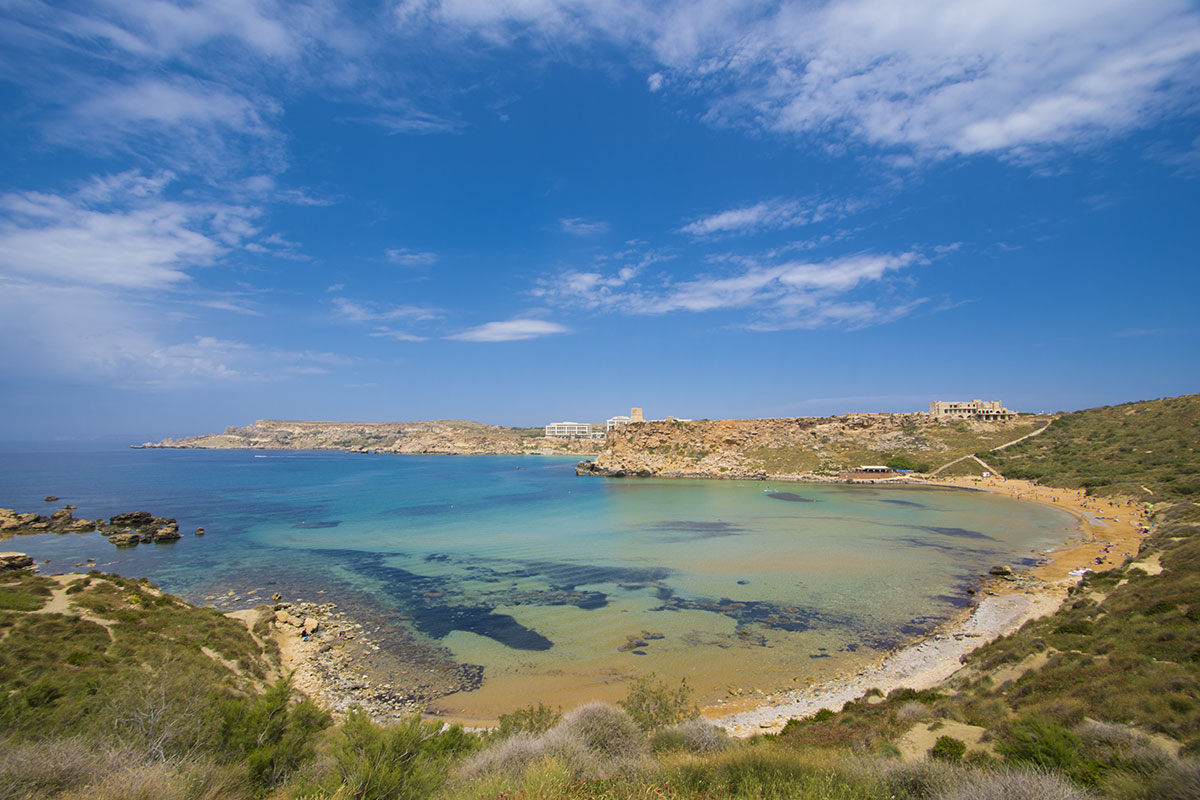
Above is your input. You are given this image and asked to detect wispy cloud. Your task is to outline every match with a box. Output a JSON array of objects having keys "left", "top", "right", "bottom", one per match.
[
  {"left": 368, "top": 327, "right": 429, "bottom": 342},
  {"left": 560, "top": 217, "right": 611, "bottom": 235},
  {"left": 386, "top": 248, "right": 439, "bottom": 267},
  {"left": 361, "top": 110, "right": 465, "bottom": 135},
  {"left": 534, "top": 249, "right": 928, "bottom": 330},
  {"left": 0, "top": 278, "right": 340, "bottom": 386},
  {"left": 391, "top": 0, "right": 1200, "bottom": 160},
  {"left": 448, "top": 319, "right": 571, "bottom": 342},
  {"left": 0, "top": 171, "right": 261, "bottom": 290},
  {"left": 332, "top": 297, "right": 442, "bottom": 323},
  {"left": 680, "top": 197, "right": 859, "bottom": 237}
]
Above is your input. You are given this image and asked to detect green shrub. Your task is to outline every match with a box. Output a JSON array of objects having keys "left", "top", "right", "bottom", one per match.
[
  {"left": 651, "top": 719, "right": 730, "bottom": 755},
  {"left": 330, "top": 708, "right": 466, "bottom": 800},
  {"left": 929, "top": 735, "right": 967, "bottom": 762},
  {"left": 496, "top": 702, "right": 561, "bottom": 738},
  {"left": 218, "top": 678, "right": 330, "bottom": 789},
  {"left": 996, "top": 715, "right": 1082, "bottom": 771},
  {"left": 617, "top": 673, "right": 699, "bottom": 732}
]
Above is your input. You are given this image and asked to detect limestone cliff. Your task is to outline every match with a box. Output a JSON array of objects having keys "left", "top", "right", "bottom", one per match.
[
  {"left": 577, "top": 414, "right": 1049, "bottom": 479},
  {"left": 137, "top": 419, "right": 603, "bottom": 456}
]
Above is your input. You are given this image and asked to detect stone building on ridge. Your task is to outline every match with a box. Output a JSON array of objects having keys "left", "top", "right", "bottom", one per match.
[{"left": 928, "top": 400, "right": 1017, "bottom": 421}]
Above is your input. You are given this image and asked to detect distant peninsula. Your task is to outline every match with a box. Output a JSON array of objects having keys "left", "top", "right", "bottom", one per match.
[{"left": 135, "top": 418, "right": 604, "bottom": 456}]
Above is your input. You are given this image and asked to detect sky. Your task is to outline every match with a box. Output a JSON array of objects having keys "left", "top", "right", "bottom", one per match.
[{"left": 0, "top": 0, "right": 1198, "bottom": 441}]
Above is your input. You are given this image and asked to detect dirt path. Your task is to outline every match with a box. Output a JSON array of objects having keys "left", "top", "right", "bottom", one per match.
[{"left": 928, "top": 422, "right": 1050, "bottom": 476}]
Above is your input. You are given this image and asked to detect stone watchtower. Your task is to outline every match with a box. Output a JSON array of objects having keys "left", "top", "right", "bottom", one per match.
[{"left": 630, "top": 407, "right": 643, "bottom": 422}]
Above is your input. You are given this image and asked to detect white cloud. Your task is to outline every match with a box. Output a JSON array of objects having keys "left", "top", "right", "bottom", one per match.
[
  {"left": 716, "top": 0, "right": 1200, "bottom": 157},
  {"left": 680, "top": 197, "right": 858, "bottom": 237},
  {"left": 392, "top": 0, "right": 1200, "bottom": 159},
  {"left": 369, "top": 327, "right": 428, "bottom": 342},
  {"left": 332, "top": 297, "right": 442, "bottom": 323},
  {"left": 560, "top": 217, "right": 611, "bottom": 235},
  {"left": 362, "top": 111, "right": 465, "bottom": 135},
  {"left": 386, "top": 248, "right": 439, "bottom": 267},
  {"left": 535, "top": 249, "right": 927, "bottom": 329},
  {"left": 0, "top": 171, "right": 262, "bottom": 290},
  {"left": 448, "top": 319, "right": 571, "bottom": 342}
]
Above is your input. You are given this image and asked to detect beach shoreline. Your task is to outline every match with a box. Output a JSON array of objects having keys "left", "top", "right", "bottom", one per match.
[
  {"left": 264, "top": 475, "right": 1150, "bottom": 732},
  {"left": 710, "top": 476, "right": 1150, "bottom": 735}
]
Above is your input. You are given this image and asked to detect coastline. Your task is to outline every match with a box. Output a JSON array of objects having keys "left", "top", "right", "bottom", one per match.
[
  {"left": 260, "top": 474, "right": 1150, "bottom": 733},
  {"left": 711, "top": 476, "right": 1149, "bottom": 736}
]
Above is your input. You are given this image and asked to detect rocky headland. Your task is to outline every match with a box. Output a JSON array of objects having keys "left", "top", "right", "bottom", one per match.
[
  {"left": 577, "top": 413, "right": 1049, "bottom": 480},
  {"left": 136, "top": 418, "right": 604, "bottom": 456}
]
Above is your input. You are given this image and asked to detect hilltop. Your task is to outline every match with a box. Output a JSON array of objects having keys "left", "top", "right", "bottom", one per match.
[
  {"left": 137, "top": 418, "right": 603, "bottom": 456},
  {"left": 579, "top": 412, "right": 1051, "bottom": 479}
]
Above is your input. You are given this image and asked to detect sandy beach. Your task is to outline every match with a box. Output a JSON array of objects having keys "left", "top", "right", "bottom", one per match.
[
  {"left": 265, "top": 475, "right": 1151, "bottom": 732},
  {"left": 711, "top": 477, "right": 1151, "bottom": 736}
]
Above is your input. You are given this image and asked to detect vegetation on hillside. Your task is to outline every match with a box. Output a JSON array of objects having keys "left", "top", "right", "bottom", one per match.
[
  {"left": 985, "top": 394, "right": 1200, "bottom": 499},
  {"left": 695, "top": 417, "right": 1049, "bottom": 477}
]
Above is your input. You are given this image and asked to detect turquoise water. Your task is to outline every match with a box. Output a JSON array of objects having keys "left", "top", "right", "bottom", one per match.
[{"left": 0, "top": 445, "right": 1077, "bottom": 715}]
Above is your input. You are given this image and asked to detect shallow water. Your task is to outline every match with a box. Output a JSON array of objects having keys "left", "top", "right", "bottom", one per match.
[{"left": 0, "top": 445, "right": 1077, "bottom": 716}]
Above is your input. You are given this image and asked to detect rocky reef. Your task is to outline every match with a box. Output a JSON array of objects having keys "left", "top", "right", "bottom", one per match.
[
  {"left": 1, "top": 506, "right": 188, "bottom": 547},
  {"left": 136, "top": 418, "right": 604, "bottom": 456}
]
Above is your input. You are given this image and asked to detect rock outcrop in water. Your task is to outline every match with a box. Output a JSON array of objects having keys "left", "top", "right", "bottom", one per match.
[
  {"left": 0, "top": 507, "right": 190, "bottom": 547},
  {"left": 136, "top": 418, "right": 603, "bottom": 456},
  {"left": 577, "top": 414, "right": 1046, "bottom": 480}
]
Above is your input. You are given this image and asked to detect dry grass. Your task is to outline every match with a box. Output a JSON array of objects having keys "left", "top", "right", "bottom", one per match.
[{"left": 934, "top": 768, "right": 1099, "bottom": 800}]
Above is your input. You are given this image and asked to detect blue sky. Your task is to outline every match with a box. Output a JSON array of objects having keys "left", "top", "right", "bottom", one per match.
[{"left": 0, "top": 0, "right": 1198, "bottom": 440}]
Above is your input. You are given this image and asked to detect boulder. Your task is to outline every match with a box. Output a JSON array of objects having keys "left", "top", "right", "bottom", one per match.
[
  {"left": 43, "top": 496, "right": 58, "bottom": 502},
  {"left": 302, "top": 618, "right": 320, "bottom": 635},
  {"left": 108, "top": 533, "right": 141, "bottom": 547},
  {"left": 0, "top": 552, "right": 34, "bottom": 570},
  {"left": 109, "top": 511, "right": 156, "bottom": 529},
  {"left": 153, "top": 527, "right": 183, "bottom": 542},
  {"left": 50, "top": 508, "right": 72, "bottom": 521},
  {"left": 194, "top": 527, "right": 205, "bottom": 536},
  {"left": 275, "top": 609, "right": 302, "bottom": 627},
  {"left": 988, "top": 565, "right": 1014, "bottom": 576},
  {"left": 62, "top": 518, "right": 96, "bottom": 534}
]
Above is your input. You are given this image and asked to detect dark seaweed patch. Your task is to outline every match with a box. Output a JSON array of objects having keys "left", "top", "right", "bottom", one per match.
[
  {"left": 910, "top": 525, "right": 994, "bottom": 540},
  {"left": 316, "top": 549, "right": 555, "bottom": 651},
  {"left": 878, "top": 498, "right": 925, "bottom": 508},
  {"left": 765, "top": 492, "right": 815, "bottom": 503},
  {"left": 648, "top": 520, "right": 745, "bottom": 539}
]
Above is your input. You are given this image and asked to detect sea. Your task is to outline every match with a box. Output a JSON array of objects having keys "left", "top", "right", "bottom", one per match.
[{"left": 0, "top": 443, "right": 1079, "bottom": 718}]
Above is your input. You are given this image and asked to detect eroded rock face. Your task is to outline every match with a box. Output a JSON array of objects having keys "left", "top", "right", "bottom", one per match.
[
  {"left": 0, "top": 507, "right": 96, "bottom": 536},
  {"left": 0, "top": 552, "right": 34, "bottom": 570},
  {"left": 108, "top": 533, "right": 142, "bottom": 547}
]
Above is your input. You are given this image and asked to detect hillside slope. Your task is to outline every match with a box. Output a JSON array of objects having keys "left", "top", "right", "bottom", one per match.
[
  {"left": 579, "top": 413, "right": 1050, "bottom": 479},
  {"left": 986, "top": 394, "right": 1200, "bottom": 499}
]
